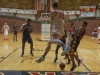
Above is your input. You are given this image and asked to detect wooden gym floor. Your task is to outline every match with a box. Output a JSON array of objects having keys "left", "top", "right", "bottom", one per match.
[{"left": 0, "top": 32, "right": 100, "bottom": 72}]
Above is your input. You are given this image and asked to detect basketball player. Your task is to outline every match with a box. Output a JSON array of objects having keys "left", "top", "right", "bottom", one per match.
[
  {"left": 36, "top": 2, "right": 70, "bottom": 63},
  {"left": 54, "top": 30, "right": 68, "bottom": 63},
  {"left": 67, "top": 22, "right": 75, "bottom": 46},
  {"left": 92, "top": 28, "right": 98, "bottom": 40},
  {"left": 63, "top": 22, "right": 75, "bottom": 64},
  {"left": 69, "top": 21, "right": 88, "bottom": 71},
  {"left": 97, "top": 24, "right": 100, "bottom": 44},
  {"left": 54, "top": 22, "right": 75, "bottom": 64},
  {"left": 13, "top": 23, "right": 19, "bottom": 41},
  {"left": 21, "top": 19, "right": 34, "bottom": 57},
  {"left": 1, "top": 23, "right": 10, "bottom": 40}
]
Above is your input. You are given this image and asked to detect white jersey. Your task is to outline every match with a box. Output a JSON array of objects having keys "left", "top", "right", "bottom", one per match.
[
  {"left": 51, "top": 10, "right": 65, "bottom": 36},
  {"left": 3, "top": 25, "right": 10, "bottom": 35},
  {"left": 97, "top": 27, "right": 100, "bottom": 39}
]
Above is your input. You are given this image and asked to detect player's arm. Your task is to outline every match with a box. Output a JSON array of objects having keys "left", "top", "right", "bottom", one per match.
[
  {"left": 50, "top": 11, "right": 57, "bottom": 26},
  {"left": 21, "top": 24, "right": 27, "bottom": 32},
  {"left": 31, "top": 25, "right": 34, "bottom": 32},
  {"left": 64, "top": 16, "right": 70, "bottom": 31},
  {"left": 1, "top": 26, "right": 4, "bottom": 32},
  {"left": 8, "top": 25, "right": 10, "bottom": 32},
  {"left": 74, "top": 26, "right": 84, "bottom": 36}
]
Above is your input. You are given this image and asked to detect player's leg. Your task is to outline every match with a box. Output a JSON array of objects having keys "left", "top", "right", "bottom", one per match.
[
  {"left": 21, "top": 43, "right": 25, "bottom": 57},
  {"left": 30, "top": 42, "right": 34, "bottom": 56},
  {"left": 36, "top": 40, "right": 70, "bottom": 63},
  {"left": 4, "top": 34, "right": 6, "bottom": 40},
  {"left": 5, "top": 35, "right": 8, "bottom": 40},
  {"left": 36, "top": 34, "right": 70, "bottom": 63},
  {"left": 13, "top": 35, "right": 15, "bottom": 41},
  {"left": 61, "top": 38, "right": 71, "bottom": 64},
  {"left": 54, "top": 44, "right": 61, "bottom": 63},
  {"left": 36, "top": 35, "right": 63, "bottom": 63},
  {"left": 36, "top": 40, "right": 52, "bottom": 63},
  {"left": 16, "top": 31, "right": 18, "bottom": 41},
  {"left": 28, "top": 36, "right": 34, "bottom": 56},
  {"left": 69, "top": 50, "right": 77, "bottom": 71},
  {"left": 65, "top": 53, "right": 71, "bottom": 64},
  {"left": 99, "top": 39, "right": 100, "bottom": 44},
  {"left": 69, "top": 40, "right": 82, "bottom": 71},
  {"left": 52, "top": 29, "right": 71, "bottom": 56},
  {"left": 68, "top": 39, "right": 77, "bottom": 71},
  {"left": 13, "top": 31, "right": 15, "bottom": 41},
  {"left": 61, "top": 38, "right": 71, "bottom": 56},
  {"left": 74, "top": 41, "right": 83, "bottom": 67},
  {"left": 21, "top": 37, "right": 26, "bottom": 57}
]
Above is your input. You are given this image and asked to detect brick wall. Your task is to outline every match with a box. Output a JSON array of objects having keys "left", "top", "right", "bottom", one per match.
[
  {"left": 0, "top": 17, "right": 41, "bottom": 33},
  {"left": 71, "top": 20, "right": 100, "bottom": 35},
  {"left": 0, "top": 17, "right": 100, "bottom": 35}
]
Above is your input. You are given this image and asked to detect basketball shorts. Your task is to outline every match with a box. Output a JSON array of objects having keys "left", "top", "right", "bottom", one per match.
[
  {"left": 14, "top": 31, "right": 17, "bottom": 35},
  {"left": 4, "top": 31, "right": 8, "bottom": 35},
  {"left": 22, "top": 35, "right": 33, "bottom": 44}
]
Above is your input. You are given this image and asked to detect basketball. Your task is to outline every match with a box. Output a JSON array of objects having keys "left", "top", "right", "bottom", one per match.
[{"left": 59, "top": 62, "right": 65, "bottom": 70}]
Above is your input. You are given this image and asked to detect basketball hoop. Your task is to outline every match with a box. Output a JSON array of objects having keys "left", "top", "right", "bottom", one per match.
[
  {"left": 41, "top": 17, "right": 50, "bottom": 21},
  {"left": 74, "top": 11, "right": 80, "bottom": 18},
  {"left": 41, "top": 13, "right": 50, "bottom": 22}
]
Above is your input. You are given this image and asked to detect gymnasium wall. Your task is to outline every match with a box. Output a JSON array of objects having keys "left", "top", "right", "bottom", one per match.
[
  {"left": 71, "top": 19, "right": 100, "bottom": 35},
  {"left": 0, "top": 17, "right": 41, "bottom": 33},
  {"left": 0, "top": 17, "right": 100, "bottom": 35}
]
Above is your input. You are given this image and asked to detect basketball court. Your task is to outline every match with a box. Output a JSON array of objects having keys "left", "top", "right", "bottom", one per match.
[
  {"left": 0, "top": 32, "right": 100, "bottom": 74},
  {"left": 0, "top": 0, "right": 100, "bottom": 75}
]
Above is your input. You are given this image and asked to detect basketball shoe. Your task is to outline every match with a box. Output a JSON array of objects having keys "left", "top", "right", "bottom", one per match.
[
  {"left": 54, "top": 57, "right": 58, "bottom": 63},
  {"left": 36, "top": 55, "right": 45, "bottom": 63},
  {"left": 61, "top": 46, "right": 71, "bottom": 56},
  {"left": 70, "top": 64, "right": 77, "bottom": 71}
]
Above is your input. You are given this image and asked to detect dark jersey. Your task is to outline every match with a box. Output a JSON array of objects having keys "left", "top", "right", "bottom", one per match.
[
  {"left": 72, "top": 29, "right": 86, "bottom": 40},
  {"left": 13, "top": 25, "right": 18, "bottom": 31},
  {"left": 70, "top": 27, "right": 85, "bottom": 52},
  {"left": 62, "top": 30, "right": 67, "bottom": 38},
  {"left": 22, "top": 23, "right": 33, "bottom": 36}
]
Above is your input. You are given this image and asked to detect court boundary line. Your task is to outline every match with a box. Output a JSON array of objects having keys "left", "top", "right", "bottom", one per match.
[
  {"left": 0, "top": 47, "right": 19, "bottom": 63},
  {"left": 82, "top": 62, "right": 91, "bottom": 72}
]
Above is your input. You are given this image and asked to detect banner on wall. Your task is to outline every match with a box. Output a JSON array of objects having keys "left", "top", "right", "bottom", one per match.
[
  {"left": 64, "top": 11, "right": 72, "bottom": 15},
  {"left": 79, "top": 5, "right": 96, "bottom": 17},
  {"left": 64, "top": 11, "right": 80, "bottom": 15},
  {"left": 0, "top": 8, "right": 37, "bottom": 14}
]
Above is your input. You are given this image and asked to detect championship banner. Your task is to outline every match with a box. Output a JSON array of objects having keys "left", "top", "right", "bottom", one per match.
[
  {"left": 0, "top": 8, "right": 37, "bottom": 14},
  {"left": 80, "top": 5, "right": 96, "bottom": 17}
]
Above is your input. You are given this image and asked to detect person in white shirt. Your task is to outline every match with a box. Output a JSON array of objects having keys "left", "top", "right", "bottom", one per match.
[
  {"left": 36, "top": 2, "right": 70, "bottom": 63},
  {"left": 1, "top": 23, "right": 10, "bottom": 40},
  {"left": 97, "top": 24, "right": 100, "bottom": 44}
]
